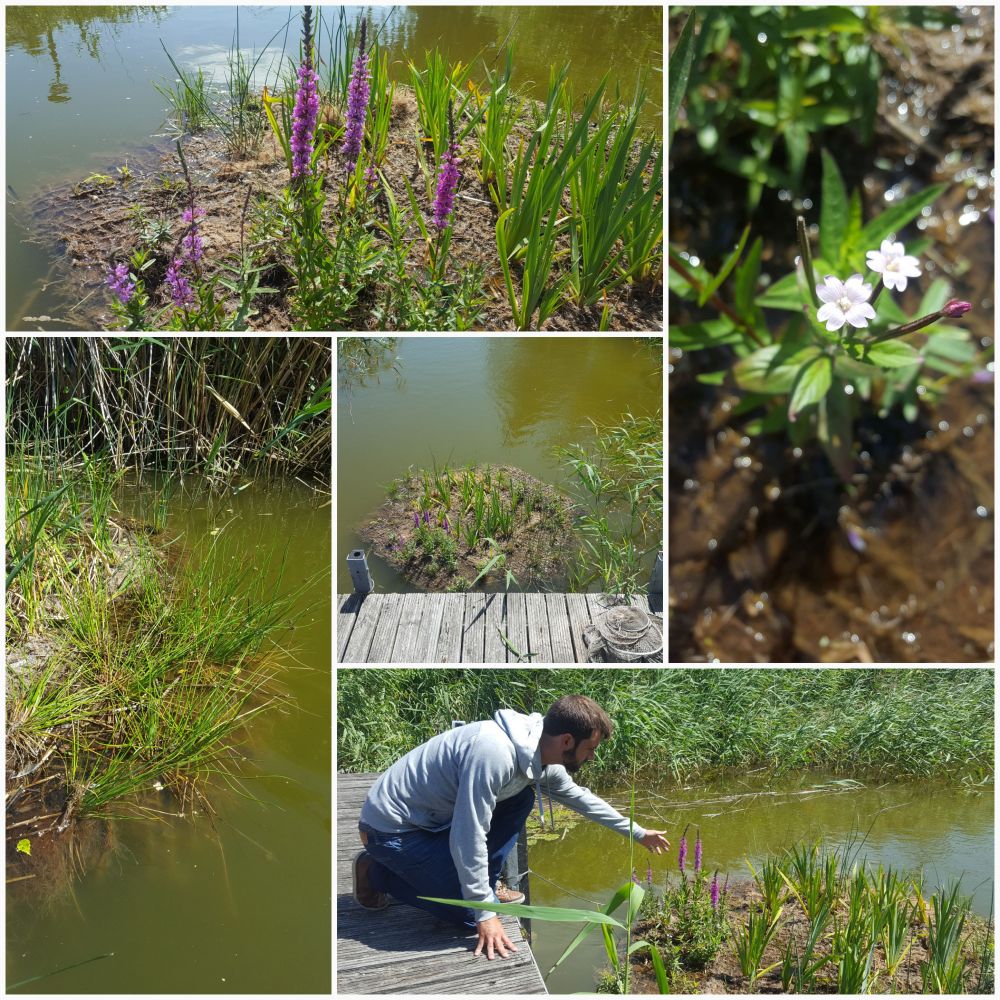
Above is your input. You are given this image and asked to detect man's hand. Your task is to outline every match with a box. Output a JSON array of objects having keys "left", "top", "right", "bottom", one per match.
[
  {"left": 473, "top": 915, "right": 519, "bottom": 960},
  {"left": 638, "top": 830, "right": 670, "bottom": 854}
]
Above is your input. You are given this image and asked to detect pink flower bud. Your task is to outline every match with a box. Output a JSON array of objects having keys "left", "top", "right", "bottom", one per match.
[{"left": 942, "top": 299, "right": 972, "bottom": 318}]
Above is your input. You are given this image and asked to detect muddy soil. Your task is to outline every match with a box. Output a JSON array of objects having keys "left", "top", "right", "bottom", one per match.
[
  {"left": 669, "top": 12, "right": 994, "bottom": 662},
  {"left": 357, "top": 464, "right": 577, "bottom": 591},
  {"left": 628, "top": 880, "right": 992, "bottom": 994},
  {"left": 16, "top": 87, "right": 662, "bottom": 332}
]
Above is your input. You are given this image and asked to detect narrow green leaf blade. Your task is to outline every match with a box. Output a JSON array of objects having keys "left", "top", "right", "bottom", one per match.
[
  {"left": 699, "top": 225, "right": 750, "bottom": 306},
  {"left": 859, "top": 184, "right": 947, "bottom": 251},
  {"left": 668, "top": 13, "right": 698, "bottom": 148},
  {"left": 819, "top": 149, "right": 849, "bottom": 264}
]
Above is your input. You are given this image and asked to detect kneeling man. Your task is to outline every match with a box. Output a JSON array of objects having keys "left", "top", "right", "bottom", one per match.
[{"left": 353, "top": 694, "right": 669, "bottom": 959}]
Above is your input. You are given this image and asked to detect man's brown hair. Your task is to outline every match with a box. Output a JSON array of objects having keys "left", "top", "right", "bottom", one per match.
[{"left": 542, "top": 695, "right": 613, "bottom": 743}]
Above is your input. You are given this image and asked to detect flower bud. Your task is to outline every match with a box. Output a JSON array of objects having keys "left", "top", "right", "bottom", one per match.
[{"left": 942, "top": 299, "right": 972, "bottom": 318}]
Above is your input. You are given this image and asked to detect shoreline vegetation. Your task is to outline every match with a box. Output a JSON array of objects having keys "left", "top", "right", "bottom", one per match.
[
  {"left": 18, "top": 9, "right": 662, "bottom": 332},
  {"left": 5, "top": 337, "right": 331, "bottom": 884},
  {"left": 336, "top": 668, "right": 993, "bottom": 781}
]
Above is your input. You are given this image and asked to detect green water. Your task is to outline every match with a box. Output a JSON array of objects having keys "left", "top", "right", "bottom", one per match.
[
  {"left": 5, "top": 4, "right": 662, "bottom": 328},
  {"left": 336, "top": 336, "right": 663, "bottom": 592},
  {"left": 529, "top": 771, "right": 994, "bottom": 993},
  {"left": 5, "top": 480, "right": 331, "bottom": 994}
]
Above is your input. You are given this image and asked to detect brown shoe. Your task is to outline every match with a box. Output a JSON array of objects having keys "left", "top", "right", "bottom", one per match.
[
  {"left": 496, "top": 882, "right": 525, "bottom": 905},
  {"left": 353, "top": 851, "right": 389, "bottom": 910}
]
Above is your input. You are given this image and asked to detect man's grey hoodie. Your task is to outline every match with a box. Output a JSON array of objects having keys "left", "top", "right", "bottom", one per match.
[{"left": 360, "top": 708, "right": 646, "bottom": 922}]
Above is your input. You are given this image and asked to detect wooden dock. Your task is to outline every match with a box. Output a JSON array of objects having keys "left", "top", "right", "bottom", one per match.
[
  {"left": 338, "top": 591, "right": 663, "bottom": 663},
  {"left": 337, "top": 772, "right": 547, "bottom": 995}
]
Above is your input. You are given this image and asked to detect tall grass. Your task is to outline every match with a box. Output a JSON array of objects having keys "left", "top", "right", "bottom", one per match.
[
  {"left": 337, "top": 668, "right": 994, "bottom": 781},
  {"left": 6, "top": 456, "right": 315, "bottom": 826},
  {"left": 6, "top": 336, "right": 331, "bottom": 480}
]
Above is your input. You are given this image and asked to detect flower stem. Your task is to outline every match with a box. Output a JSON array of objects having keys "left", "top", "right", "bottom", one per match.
[
  {"left": 869, "top": 277, "right": 884, "bottom": 306},
  {"left": 796, "top": 216, "right": 819, "bottom": 309},
  {"left": 668, "top": 252, "right": 764, "bottom": 347},
  {"left": 869, "top": 309, "right": 945, "bottom": 343}
]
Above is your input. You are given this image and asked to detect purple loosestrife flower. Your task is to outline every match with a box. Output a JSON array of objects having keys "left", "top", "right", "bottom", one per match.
[
  {"left": 432, "top": 103, "right": 460, "bottom": 231},
  {"left": 423, "top": 511, "right": 430, "bottom": 525},
  {"left": 107, "top": 263, "right": 135, "bottom": 305},
  {"left": 646, "top": 863, "right": 653, "bottom": 892},
  {"left": 678, "top": 835, "right": 687, "bottom": 876},
  {"left": 443, "top": 515, "right": 450, "bottom": 531},
  {"left": 341, "top": 19, "right": 369, "bottom": 173},
  {"left": 164, "top": 257, "right": 194, "bottom": 308},
  {"left": 694, "top": 834, "right": 702, "bottom": 874},
  {"left": 365, "top": 164, "right": 379, "bottom": 192},
  {"left": 291, "top": 6, "right": 319, "bottom": 180},
  {"left": 181, "top": 205, "right": 206, "bottom": 262},
  {"left": 710, "top": 873, "right": 720, "bottom": 911},
  {"left": 631, "top": 868, "right": 640, "bottom": 885},
  {"left": 413, "top": 511, "right": 420, "bottom": 528}
]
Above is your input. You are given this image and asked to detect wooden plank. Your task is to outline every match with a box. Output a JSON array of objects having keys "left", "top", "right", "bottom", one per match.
[
  {"left": 503, "top": 592, "right": 529, "bottom": 663},
  {"left": 435, "top": 594, "right": 465, "bottom": 663},
  {"left": 545, "top": 593, "right": 575, "bottom": 663},
  {"left": 462, "top": 592, "right": 487, "bottom": 662},
  {"left": 337, "top": 772, "right": 546, "bottom": 995},
  {"left": 338, "top": 593, "right": 362, "bottom": 661},
  {"left": 390, "top": 592, "right": 427, "bottom": 663},
  {"left": 341, "top": 594, "right": 384, "bottom": 663},
  {"left": 524, "top": 593, "right": 552, "bottom": 663},
  {"left": 565, "top": 593, "right": 593, "bottom": 663},
  {"left": 482, "top": 593, "right": 507, "bottom": 664},
  {"left": 411, "top": 592, "right": 447, "bottom": 663},
  {"left": 367, "top": 592, "right": 405, "bottom": 663}
]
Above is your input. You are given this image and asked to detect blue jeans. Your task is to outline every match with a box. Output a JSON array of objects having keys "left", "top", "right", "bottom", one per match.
[{"left": 359, "top": 785, "right": 534, "bottom": 926}]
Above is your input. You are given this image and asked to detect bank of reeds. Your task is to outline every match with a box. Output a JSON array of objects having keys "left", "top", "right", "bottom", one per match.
[
  {"left": 336, "top": 668, "right": 993, "bottom": 781},
  {"left": 6, "top": 454, "right": 310, "bottom": 849},
  {"left": 6, "top": 337, "right": 331, "bottom": 481}
]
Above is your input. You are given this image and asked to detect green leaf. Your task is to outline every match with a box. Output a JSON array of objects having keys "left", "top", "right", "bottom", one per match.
[
  {"left": 818, "top": 379, "right": 855, "bottom": 482},
  {"left": 788, "top": 355, "right": 832, "bottom": 421},
  {"left": 781, "top": 6, "right": 866, "bottom": 34},
  {"left": 696, "top": 370, "right": 727, "bottom": 385},
  {"left": 668, "top": 13, "right": 698, "bottom": 148},
  {"left": 784, "top": 122, "right": 809, "bottom": 186},
  {"left": 17, "top": 838, "right": 31, "bottom": 856},
  {"left": 668, "top": 318, "right": 742, "bottom": 350},
  {"left": 819, "top": 149, "right": 848, "bottom": 264},
  {"left": 419, "top": 895, "right": 626, "bottom": 927},
  {"left": 917, "top": 277, "right": 951, "bottom": 316},
  {"left": 850, "top": 339, "right": 924, "bottom": 369},
  {"left": 734, "top": 344, "right": 821, "bottom": 395},
  {"left": 839, "top": 188, "right": 864, "bottom": 270},
  {"left": 699, "top": 225, "right": 750, "bottom": 306},
  {"left": 734, "top": 236, "right": 763, "bottom": 317},
  {"left": 859, "top": 184, "right": 948, "bottom": 251}
]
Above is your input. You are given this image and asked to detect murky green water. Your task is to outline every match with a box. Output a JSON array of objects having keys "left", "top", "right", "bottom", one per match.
[
  {"left": 529, "top": 771, "right": 994, "bottom": 994},
  {"left": 336, "top": 337, "right": 663, "bottom": 592},
  {"left": 5, "top": 4, "right": 662, "bottom": 328},
  {"left": 6, "top": 480, "right": 331, "bottom": 994}
]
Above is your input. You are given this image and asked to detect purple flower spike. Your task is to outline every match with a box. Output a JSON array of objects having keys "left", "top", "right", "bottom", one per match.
[
  {"left": 631, "top": 868, "right": 639, "bottom": 886},
  {"left": 943, "top": 298, "right": 973, "bottom": 318},
  {"left": 291, "top": 7, "right": 319, "bottom": 180},
  {"left": 443, "top": 515, "right": 450, "bottom": 531},
  {"left": 710, "top": 873, "right": 720, "bottom": 911},
  {"left": 694, "top": 835, "right": 702, "bottom": 874},
  {"left": 678, "top": 835, "right": 687, "bottom": 876},
  {"left": 423, "top": 511, "right": 430, "bottom": 525},
  {"left": 341, "top": 20, "right": 369, "bottom": 173},
  {"left": 645, "top": 863, "right": 653, "bottom": 891},
  {"left": 181, "top": 205, "right": 206, "bottom": 262},
  {"left": 107, "top": 263, "right": 135, "bottom": 305},
  {"left": 164, "top": 257, "right": 193, "bottom": 307},
  {"left": 413, "top": 511, "right": 419, "bottom": 528}
]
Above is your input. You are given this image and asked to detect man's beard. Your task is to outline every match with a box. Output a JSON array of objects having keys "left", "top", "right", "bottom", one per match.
[{"left": 562, "top": 749, "right": 582, "bottom": 773}]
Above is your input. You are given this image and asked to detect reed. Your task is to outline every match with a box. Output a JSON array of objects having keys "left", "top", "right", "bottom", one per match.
[
  {"left": 337, "top": 668, "right": 993, "bottom": 781},
  {"left": 6, "top": 337, "right": 331, "bottom": 480}
]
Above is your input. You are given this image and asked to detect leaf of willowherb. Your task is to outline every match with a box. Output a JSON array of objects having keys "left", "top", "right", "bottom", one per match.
[
  {"left": 734, "top": 344, "right": 821, "bottom": 395},
  {"left": 734, "top": 235, "right": 763, "bottom": 317},
  {"left": 669, "top": 318, "right": 742, "bottom": 350},
  {"left": 862, "top": 340, "right": 924, "bottom": 369},
  {"left": 859, "top": 184, "right": 947, "bottom": 252},
  {"left": 788, "top": 355, "right": 832, "bottom": 421},
  {"left": 818, "top": 379, "right": 855, "bottom": 482},
  {"left": 838, "top": 187, "right": 865, "bottom": 270},
  {"left": 819, "top": 149, "right": 849, "bottom": 264},
  {"left": 668, "top": 12, "right": 698, "bottom": 148},
  {"left": 698, "top": 225, "right": 750, "bottom": 307},
  {"left": 916, "top": 276, "right": 952, "bottom": 317}
]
